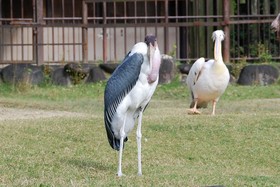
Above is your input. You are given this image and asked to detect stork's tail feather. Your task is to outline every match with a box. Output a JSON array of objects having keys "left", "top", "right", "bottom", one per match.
[
  {"left": 110, "top": 137, "right": 128, "bottom": 151},
  {"left": 105, "top": 125, "right": 128, "bottom": 151}
]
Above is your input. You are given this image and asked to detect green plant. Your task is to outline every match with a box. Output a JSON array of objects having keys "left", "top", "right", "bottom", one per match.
[
  {"left": 65, "top": 63, "right": 88, "bottom": 85},
  {"left": 168, "top": 44, "right": 177, "bottom": 58},
  {"left": 249, "top": 42, "right": 272, "bottom": 63},
  {"left": 257, "top": 43, "right": 272, "bottom": 63},
  {"left": 232, "top": 56, "right": 247, "bottom": 78},
  {"left": 40, "top": 65, "right": 52, "bottom": 86}
]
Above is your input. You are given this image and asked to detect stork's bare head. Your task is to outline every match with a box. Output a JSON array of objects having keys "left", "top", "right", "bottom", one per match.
[
  {"left": 145, "top": 34, "right": 158, "bottom": 56},
  {"left": 145, "top": 34, "right": 157, "bottom": 47}
]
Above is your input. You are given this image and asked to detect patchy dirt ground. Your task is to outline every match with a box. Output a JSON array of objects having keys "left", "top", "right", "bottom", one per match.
[{"left": 0, "top": 106, "right": 86, "bottom": 121}]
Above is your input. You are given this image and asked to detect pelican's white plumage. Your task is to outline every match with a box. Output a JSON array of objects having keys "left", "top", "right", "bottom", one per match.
[{"left": 186, "top": 30, "right": 230, "bottom": 115}]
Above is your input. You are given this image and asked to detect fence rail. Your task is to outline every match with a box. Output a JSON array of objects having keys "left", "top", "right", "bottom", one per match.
[{"left": 0, "top": 0, "right": 279, "bottom": 65}]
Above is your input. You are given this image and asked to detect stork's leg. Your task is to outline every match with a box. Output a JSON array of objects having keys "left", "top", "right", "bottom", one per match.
[
  {"left": 117, "top": 114, "right": 127, "bottom": 177},
  {"left": 188, "top": 99, "right": 201, "bottom": 114},
  {"left": 211, "top": 100, "right": 217, "bottom": 115},
  {"left": 136, "top": 111, "right": 143, "bottom": 176}
]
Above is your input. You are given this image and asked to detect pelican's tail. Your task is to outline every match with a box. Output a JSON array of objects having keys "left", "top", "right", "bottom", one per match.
[{"left": 212, "top": 30, "right": 225, "bottom": 41}]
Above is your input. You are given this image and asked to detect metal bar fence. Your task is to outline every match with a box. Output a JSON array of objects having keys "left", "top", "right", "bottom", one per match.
[{"left": 0, "top": 0, "right": 279, "bottom": 65}]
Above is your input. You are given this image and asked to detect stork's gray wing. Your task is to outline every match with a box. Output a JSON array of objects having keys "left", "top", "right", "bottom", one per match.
[{"left": 104, "top": 53, "right": 144, "bottom": 151}]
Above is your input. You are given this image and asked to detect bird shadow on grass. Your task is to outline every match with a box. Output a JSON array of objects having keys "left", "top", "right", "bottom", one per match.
[{"left": 63, "top": 158, "right": 113, "bottom": 171}]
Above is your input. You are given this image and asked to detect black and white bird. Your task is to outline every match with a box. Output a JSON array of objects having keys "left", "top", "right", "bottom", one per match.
[
  {"left": 104, "top": 35, "right": 161, "bottom": 176},
  {"left": 186, "top": 30, "right": 230, "bottom": 115}
]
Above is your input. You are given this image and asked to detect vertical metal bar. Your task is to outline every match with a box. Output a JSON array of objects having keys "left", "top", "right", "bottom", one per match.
[
  {"left": 21, "top": 0, "right": 24, "bottom": 62},
  {"left": 10, "top": 0, "right": 13, "bottom": 62},
  {"left": 10, "top": 0, "right": 13, "bottom": 18},
  {"left": 72, "top": 0, "right": 76, "bottom": 61},
  {"left": 113, "top": 1, "right": 116, "bottom": 62},
  {"left": 258, "top": 1, "right": 260, "bottom": 46},
  {"left": 0, "top": 0, "right": 1, "bottom": 25},
  {"left": 103, "top": 1, "right": 107, "bottom": 63},
  {"left": 267, "top": 1, "right": 271, "bottom": 50},
  {"left": 185, "top": 0, "right": 189, "bottom": 60},
  {"left": 62, "top": 0, "right": 65, "bottom": 62},
  {"left": 82, "top": 0, "right": 88, "bottom": 63},
  {"left": 93, "top": 2, "right": 96, "bottom": 60},
  {"left": 175, "top": 0, "right": 178, "bottom": 58},
  {"left": 246, "top": 1, "right": 250, "bottom": 57},
  {"left": 51, "top": 0, "right": 54, "bottom": 62},
  {"left": 36, "top": 0, "right": 44, "bottom": 65},
  {"left": 194, "top": 0, "right": 198, "bottom": 57},
  {"left": 155, "top": 0, "right": 158, "bottom": 37},
  {"left": 164, "top": 0, "right": 169, "bottom": 54},
  {"left": 134, "top": 1, "right": 137, "bottom": 45},
  {"left": 0, "top": 0, "right": 2, "bottom": 61},
  {"left": 144, "top": 0, "right": 147, "bottom": 35},
  {"left": 223, "top": 0, "right": 230, "bottom": 63},
  {"left": 206, "top": 0, "right": 210, "bottom": 57},
  {"left": 124, "top": 0, "right": 127, "bottom": 56},
  {"left": 33, "top": 0, "right": 36, "bottom": 63},
  {"left": 237, "top": 0, "right": 240, "bottom": 58}
]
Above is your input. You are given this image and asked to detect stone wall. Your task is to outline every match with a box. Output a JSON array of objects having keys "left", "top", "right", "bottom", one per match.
[{"left": 0, "top": 55, "right": 176, "bottom": 86}]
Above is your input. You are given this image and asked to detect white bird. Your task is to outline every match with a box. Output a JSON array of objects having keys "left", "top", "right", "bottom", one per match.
[
  {"left": 104, "top": 35, "right": 161, "bottom": 176},
  {"left": 271, "top": 13, "right": 280, "bottom": 40},
  {"left": 186, "top": 30, "right": 230, "bottom": 115}
]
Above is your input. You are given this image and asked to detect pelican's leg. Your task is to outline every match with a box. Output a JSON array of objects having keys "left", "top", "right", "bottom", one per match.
[
  {"left": 117, "top": 114, "right": 127, "bottom": 177},
  {"left": 136, "top": 111, "right": 143, "bottom": 176},
  {"left": 211, "top": 100, "right": 217, "bottom": 115},
  {"left": 188, "top": 99, "right": 201, "bottom": 114}
]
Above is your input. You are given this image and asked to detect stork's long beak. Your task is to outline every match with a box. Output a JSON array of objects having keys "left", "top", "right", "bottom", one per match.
[
  {"left": 147, "top": 41, "right": 161, "bottom": 84},
  {"left": 149, "top": 41, "right": 158, "bottom": 64}
]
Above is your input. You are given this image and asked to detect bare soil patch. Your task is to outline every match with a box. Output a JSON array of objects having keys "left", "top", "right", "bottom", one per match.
[{"left": 0, "top": 106, "right": 85, "bottom": 121}]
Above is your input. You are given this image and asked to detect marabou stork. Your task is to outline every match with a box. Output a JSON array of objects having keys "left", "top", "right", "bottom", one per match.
[
  {"left": 186, "top": 30, "right": 230, "bottom": 115},
  {"left": 104, "top": 35, "right": 161, "bottom": 176}
]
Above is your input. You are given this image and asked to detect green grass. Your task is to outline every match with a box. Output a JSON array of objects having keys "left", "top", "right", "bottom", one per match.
[{"left": 0, "top": 81, "right": 279, "bottom": 186}]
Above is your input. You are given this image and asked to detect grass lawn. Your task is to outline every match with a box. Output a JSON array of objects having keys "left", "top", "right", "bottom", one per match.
[{"left": 0, "top": 81, "right": 279, "bottom": 186}]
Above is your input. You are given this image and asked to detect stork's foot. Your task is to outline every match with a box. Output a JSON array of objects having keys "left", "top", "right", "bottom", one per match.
[
  {"left": 138, "top": 172, "right": 142, "bottom": 176},
  {"left": 187, "top": 108, "right": 201, "bottom": 115},
  {"left": 117, "top": 172, "right": 125, "bottom": 177}
]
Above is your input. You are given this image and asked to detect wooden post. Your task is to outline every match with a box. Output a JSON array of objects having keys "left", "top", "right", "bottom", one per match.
[
  {"left": 223, "top": 0, "right": 230, "bottom": 63},
  {"left": 82, "top": 0, "right": 88, "bottom": 63}
]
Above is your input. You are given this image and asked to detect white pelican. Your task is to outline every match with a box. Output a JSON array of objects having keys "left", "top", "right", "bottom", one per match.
[{"left": 186, "top": 30, "right": 230, "bottom": 115}]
